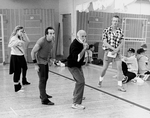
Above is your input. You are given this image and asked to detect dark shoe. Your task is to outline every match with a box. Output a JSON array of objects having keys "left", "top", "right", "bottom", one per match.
[
  {"left": 122, "top": 76, "right": 128, "bottom": 84},
  {"left": 14, "top": 83, "right": 22, "bottom": 92},
  {"left": 40, "top": 94, "right": 52, "bottom": 99},
  {"left": 47, "top": 94, "right": 52, "bottom": 98},
  {"left": 42, "top": 99, "right": 54, "bottom": 105},
  {"left": 22, "top": 81, "right": 31, "bottom": 85}
]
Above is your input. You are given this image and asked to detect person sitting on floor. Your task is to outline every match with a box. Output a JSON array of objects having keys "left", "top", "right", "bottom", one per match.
[
  {"left": 122, "top": 48, "right": 138, "bottom": 84},
  {"left": 84, "top": 44, "right": 95, "bottom": 65},
  {"left": 136, "top": 48, "right": 150, "bottom": 78}
]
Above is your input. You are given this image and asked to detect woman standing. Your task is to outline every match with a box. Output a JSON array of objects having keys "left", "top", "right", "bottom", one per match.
[{"left": 8, "top": 26, "right": 30, "bottom": 92}]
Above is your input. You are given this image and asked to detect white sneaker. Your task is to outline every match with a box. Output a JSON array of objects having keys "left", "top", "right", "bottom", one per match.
[
  {"left": 71, "top": 104, "right": 85, "bottom": 109},
  {"left": 99, "top": 76, "right": 103, "bottom": 81},
  {"left": 118, "top": 86, "right": 126, "bottom": 92},
  {"left": 98, "top": 81, "right": 102, "bottom": 88},
  {"left": 16, "top": 90, "right": 24, "bottom": 93},
  {"left": 143, "top": 75, "right": 149, "bottom": 81}
]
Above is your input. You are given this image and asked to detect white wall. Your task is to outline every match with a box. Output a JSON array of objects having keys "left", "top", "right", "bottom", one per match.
[
  {"left": 59, "top": 0, "right": 74, "bottom": 36},
  {"left": 58, "top": 0, "right": 93, "bottom": 55},
  {"left": 0, "top": 0, "right": 59, "bottom": 9},
  {"left": 69, "top": 0, "right": 150, "bottom": 37},
  {"left": 58, "top": 0, "right": 150, "bottom": 56},
  {"left": 0, "top": 0, "right": 59, "bottom": 29},
  {"left": 59, "top": 0, "right": 91, "bottom": 39},
  {"left": 125, "top": 2, "right": 150, "bottom": 15},
  {"left": 0, "top": 0, "right": 60, "bottom": 60}
]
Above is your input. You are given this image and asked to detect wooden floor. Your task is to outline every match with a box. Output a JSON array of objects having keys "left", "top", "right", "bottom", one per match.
[{"left": 0, "top": 64, "right": 150, "bottom": 118}]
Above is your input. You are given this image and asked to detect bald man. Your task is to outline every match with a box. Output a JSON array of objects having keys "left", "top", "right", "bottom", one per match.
[{"left": 67, "top": 30, "right": 89, "bottom": 109}]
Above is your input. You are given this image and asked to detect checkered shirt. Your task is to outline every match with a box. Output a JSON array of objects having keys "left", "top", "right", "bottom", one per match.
[{"left": 102, "top": 26, "right": 124, "bottom": 50}]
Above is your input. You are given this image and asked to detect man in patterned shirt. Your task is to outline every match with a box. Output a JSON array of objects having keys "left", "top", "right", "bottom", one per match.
[{"left": 98, "top": 15, "right": 126, "bottom": 92}]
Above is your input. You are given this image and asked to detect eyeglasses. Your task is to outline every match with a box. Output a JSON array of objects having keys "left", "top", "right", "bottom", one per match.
[{"left": 82, "top": 35, "right": 86, "bottom": 37}]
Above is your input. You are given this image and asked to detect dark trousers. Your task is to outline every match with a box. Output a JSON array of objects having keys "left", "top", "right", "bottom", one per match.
[
  {"left": 37, "top": 64, "right": 49, "bottom": 102},
  {"left": 68, "top": 67, "right": 85, "bottom": 104},
  {"left": 145, "top": 71, "right": 150, "bottom": 74},
  {"left": 13, "top": 68, "right": 28, "bottom": 83},
  {"left": 122, "top": 61, "right": 136, "bottom": 82},
  {"left": 10, "top": 55, "right": 28, "bottom": 83}
]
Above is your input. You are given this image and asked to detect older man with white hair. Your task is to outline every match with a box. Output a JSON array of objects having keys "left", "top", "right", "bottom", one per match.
[{"left": 67, "top": 30, "right": 89, "bottom": 109}]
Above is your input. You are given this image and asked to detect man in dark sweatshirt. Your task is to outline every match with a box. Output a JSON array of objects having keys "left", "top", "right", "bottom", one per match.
[{"left": 67, "top": 30, "right": 89, "bottom": 109}]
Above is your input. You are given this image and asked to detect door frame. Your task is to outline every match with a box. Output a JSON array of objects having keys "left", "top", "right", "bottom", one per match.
[{"left": 62, "top": 13, "right": 71, "bottom": 59}]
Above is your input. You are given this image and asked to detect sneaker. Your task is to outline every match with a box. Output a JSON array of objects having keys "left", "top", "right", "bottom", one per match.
[
  {"left": 131, "top": 79, "right": 137, "bottom": 83},
  {"left": 71, "top": 104, "right": 85, "bottom": 109},
  {"left": 122, "top": 76, "right": 128, "bottom": 84},
  {"left": 98, "top": 81, "right": 102, "bottom": 87},
  {"left": 17, "top": 89, "right": 24, "bottom": 92},
  {"left": 118, "top": 86, "right": 126, "bottom": 92},
  {"left": 143, "top": 75, "right": 149, "bottom": 81}
]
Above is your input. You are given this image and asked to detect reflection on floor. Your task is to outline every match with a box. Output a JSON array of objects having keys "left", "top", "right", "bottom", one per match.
[{"left": 0, "top": 64, "right": 150, "bottom": 118}]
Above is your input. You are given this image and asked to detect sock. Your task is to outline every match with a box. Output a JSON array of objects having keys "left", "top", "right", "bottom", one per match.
[
  {"left": 14, "top": 81, "right": 20, "bottom": 85},
  {"left": 99, "top": 76, "right": 103, "bottom": 81},
  {"left": 118, "top": 81, "right": 122, "bottom": 86}
]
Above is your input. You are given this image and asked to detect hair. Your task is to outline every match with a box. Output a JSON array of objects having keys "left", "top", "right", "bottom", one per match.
[
  {"left": 128, "top": 48, "right": 135, "bottom": 53},
  {"left": 137, "top": 48, "right": 145, "bottom": 54},
  {"left": 141, "top": 44, "right": 147, "bottom": 50},
  {"left": 11, "top": 25, "right": 23, "bottom": 37},
  {"left": 9, "top": 25, "right": 24, "bottom": 41},
  {"left": 89, "top": 44, "right": 94, "bottom": 49},
  {"left": 113, "top": 15, "right": 120, "bottom": 19},
  {"left": 45, "top": 27, "right": 54, "bottom": 36},
  {"left": 77, "top": 30, "right": 86, "bottom": 38}
]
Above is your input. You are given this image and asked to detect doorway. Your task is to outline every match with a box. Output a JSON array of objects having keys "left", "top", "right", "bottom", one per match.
[{"left": 62, "top": 14, "right": 71, "bottom": 59}]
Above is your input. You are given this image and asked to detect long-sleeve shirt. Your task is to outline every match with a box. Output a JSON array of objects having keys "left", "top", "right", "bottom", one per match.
[
  {"left": 67, "top": 39, "right": 85, "bottom": 68},
  {"left": 137, "top": 54, "right": 149, "bottom": 75},
  {"left": 8, "top": 36, "right": 24, "bottom": 55},
  {"left": 124, "top": 55, "right": 138, "bottom": 74}
]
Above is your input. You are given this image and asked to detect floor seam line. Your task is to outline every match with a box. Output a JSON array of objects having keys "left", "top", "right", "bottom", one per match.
[{"left": 49, "top": 69, "right": 150, "bottom": 112}]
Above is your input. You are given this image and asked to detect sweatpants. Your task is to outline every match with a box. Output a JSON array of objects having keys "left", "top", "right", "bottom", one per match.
[{"left": 68, "top": 67, "right": 85, "bottom": 104}]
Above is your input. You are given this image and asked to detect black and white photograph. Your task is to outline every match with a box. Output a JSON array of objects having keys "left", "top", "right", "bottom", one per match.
[{"left": 0, "top": 0, "right": 150, "bottom": 118}]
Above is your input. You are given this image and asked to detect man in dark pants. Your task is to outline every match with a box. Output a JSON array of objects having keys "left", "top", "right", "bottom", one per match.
[
  {"left": 67, "top": 30, "right": 89, "bottom": 109},
  {"left": 31, "top": 27, "right": 55, "bottom": 105}
]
